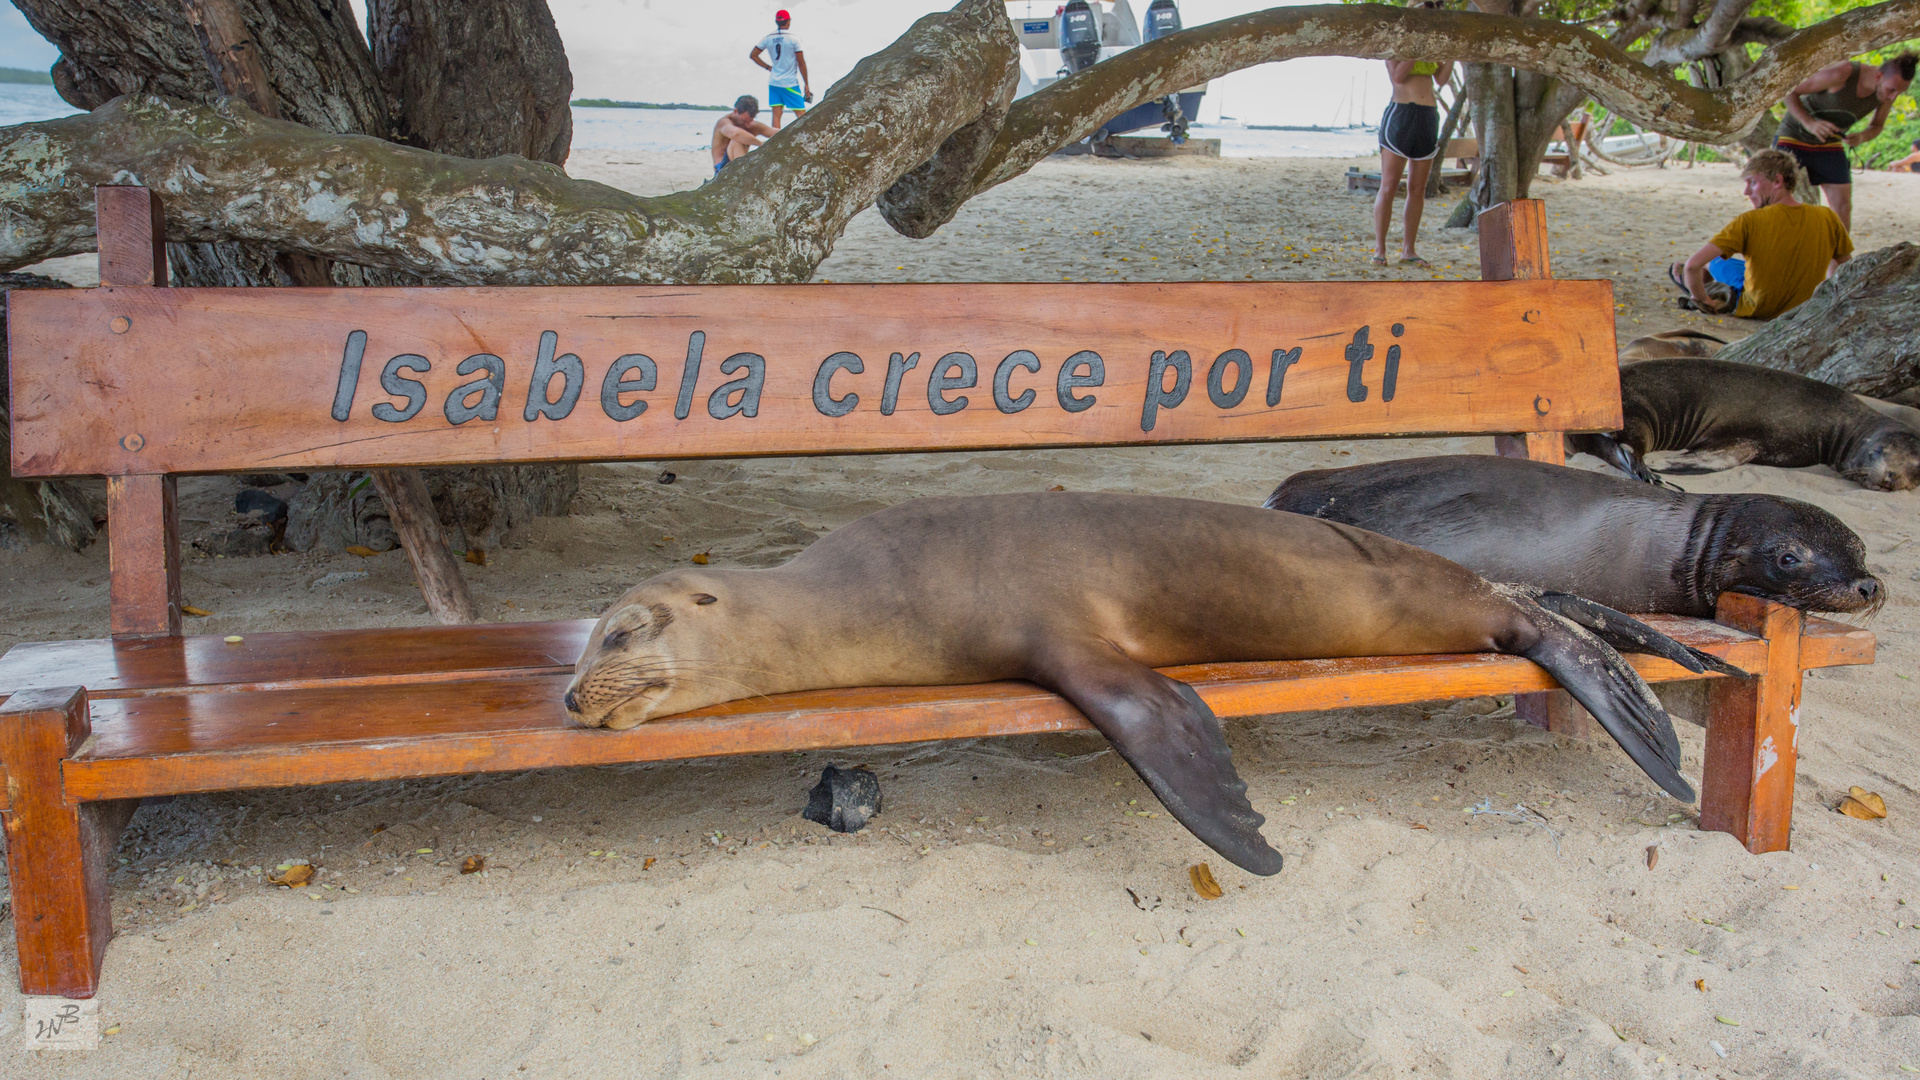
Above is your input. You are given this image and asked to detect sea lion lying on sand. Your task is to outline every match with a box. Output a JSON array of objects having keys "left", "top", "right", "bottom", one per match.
[
  {"left": 1618, "top": 328, "right": 1728, "bottom": 362},
  {"left": 566, "top": 493, "right": 1716, "bottom": 875},
  {"left": 1265, "top": 455, "right": 1883, "bottom": 619},
  {"left": 1570, "top": 358, "right": 1920, "bottom": 491}
]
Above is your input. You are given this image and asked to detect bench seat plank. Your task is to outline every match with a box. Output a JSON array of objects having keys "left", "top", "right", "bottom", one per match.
[
  {"left": 0, "top": 621, "right": 590, "bottom": 701},
  {"left": 0, "top": 614, "right": 1869, "bottom": 705},
  {"left": 53, "top": 614, "right": 1871, "bottom": 803}
]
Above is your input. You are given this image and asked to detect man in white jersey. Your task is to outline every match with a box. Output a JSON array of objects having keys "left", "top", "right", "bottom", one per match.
[{"left": 750, "top": 9, "right": 811, "bottom": 128}]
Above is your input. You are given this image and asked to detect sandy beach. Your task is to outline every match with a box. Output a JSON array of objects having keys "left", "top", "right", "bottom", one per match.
[{"left": 6, "top": 150, "right": 1920, "bottom": 1078}]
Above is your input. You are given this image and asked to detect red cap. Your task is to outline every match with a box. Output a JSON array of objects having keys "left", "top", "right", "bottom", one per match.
[{"left": 775, "top": 9, "right": 790, "bottom": 20}]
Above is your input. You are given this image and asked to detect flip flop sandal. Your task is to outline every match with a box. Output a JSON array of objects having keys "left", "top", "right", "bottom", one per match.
[
  {"left": 1667, "top": 262, "right": 1689, "bottom": 291},
  {"left": 1398, "top": 256, "right": 1433, "bottom": 269},
  {"left": 1369, "top": 255, "right": 1389, "bottom": 266}
]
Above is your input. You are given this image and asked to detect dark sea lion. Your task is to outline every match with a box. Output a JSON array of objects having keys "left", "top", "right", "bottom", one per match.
[
  {"left": 1618, "top": 329, "right": 1728, "bottom": 362},
  {"left": 1570, "top": 358, "right": 1920, "bottom": 491},
  {"left": 1265, "top": 455, "right": 1883, "bottom": 619},
  {"left": 566, "top": 492, "right": 1709, "bottom": 876}
]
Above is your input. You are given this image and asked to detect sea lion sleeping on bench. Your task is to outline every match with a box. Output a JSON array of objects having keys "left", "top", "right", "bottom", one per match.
[
  {"left": 1265, "top": 455, "right": 1883, "bottom": 619},
  {"left": 566, "top": 492, "right": 1720, "bottom": 876}
]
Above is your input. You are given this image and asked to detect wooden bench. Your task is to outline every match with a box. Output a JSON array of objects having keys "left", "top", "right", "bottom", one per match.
[
  {"left": 1541, "top": 118, "right": 1590, "bottom": 179},
  {"left": 0, "top": 188, "right": 1873, "bottom": 998},
  {"left": 1344, "top": 165, "right": 1472, "bottom": 194},
  {"left": 1345, "top": 139, "right": 1479, "bottom": 194}
]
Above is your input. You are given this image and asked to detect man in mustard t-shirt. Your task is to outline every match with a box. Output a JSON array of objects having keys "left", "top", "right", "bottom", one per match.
[{"left": 1667, "top": 148, "right": 1852, "bottom": 320}]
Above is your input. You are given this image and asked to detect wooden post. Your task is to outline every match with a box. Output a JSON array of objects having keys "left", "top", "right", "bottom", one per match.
[
  {"left": 107, "top": 476, "right": 183, "bottom": 638},
  {"left": 1477, "top": 199, "right": 1552, "bottom": 282},
  {"left": 1494, "top": 430, "right": 1567, "bottom": 466},
  {"left": 94, "top": 186, "right": 168, "bottom": 287},
  {"left": 1700, "top": 594, "right": 1804, "bottom": 853},
  {"left": 0, "top": 688, "right": 136, "bottom": 997},
  {"left": 371, "top": 469, "right": 478, "bottom": 624},
  {"left": 1478, "top": 199, "right": 1587, "bottom": 737},
  {"left": 96, "top": 188, "right": 184, "bottom": 640}
]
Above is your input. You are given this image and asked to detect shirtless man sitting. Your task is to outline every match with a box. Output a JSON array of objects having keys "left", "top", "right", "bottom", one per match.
[{"left": 711, "top": 95, "right": 776, "bottom": 178}]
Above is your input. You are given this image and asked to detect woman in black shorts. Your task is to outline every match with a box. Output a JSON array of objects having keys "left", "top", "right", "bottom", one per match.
[{"left": 1373, "top": 2, "right": 1452, "bottom": 269}]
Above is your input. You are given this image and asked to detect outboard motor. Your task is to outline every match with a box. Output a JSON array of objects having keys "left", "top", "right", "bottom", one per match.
[
  {"left": 1146, "top": 0, "right": 1188, "bottom": 141},
  {"left": 1144, "top": 0, "right": 1182, "bottom": 41},
  {"left": 1059, "top": 0, "right": 1103, "bottom": 74}
]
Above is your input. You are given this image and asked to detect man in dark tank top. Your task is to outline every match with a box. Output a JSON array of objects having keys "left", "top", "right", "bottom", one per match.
[{"left": 1775, "top": 52, "right": 1916, "bottom": 231}]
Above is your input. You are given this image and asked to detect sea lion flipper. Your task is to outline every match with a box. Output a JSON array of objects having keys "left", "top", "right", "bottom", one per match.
[
  {"left": 1645, "top": 446, "right": 1758, "bottom": 475},
  {"left": 1569, "top": 433, "right": 1679, "bottom": 489},
  {"left": 1042, "top": 652, "right": 1284, "bottom": 877},
  {"left": 1518, "top": 606, "right": 1696, "bottom": 803},
  {"left": 1527, "top": 590, "right": 1748, "bottom": 678}
]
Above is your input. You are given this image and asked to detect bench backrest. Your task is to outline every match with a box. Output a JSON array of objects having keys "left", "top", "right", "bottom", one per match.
[{"left": 6, "top": 188, "right": 1614, "bottom": 636}]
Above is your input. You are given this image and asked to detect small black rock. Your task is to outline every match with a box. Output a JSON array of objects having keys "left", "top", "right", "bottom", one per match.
[
  {"left": 802, "top": 764, "right": 882, "bottom": 833},
  {"left": 235, "top": 487, "right": 289, "bottom": 524},
  {"left": 658, "top": 471, "right": 677, "bottom": 485}
]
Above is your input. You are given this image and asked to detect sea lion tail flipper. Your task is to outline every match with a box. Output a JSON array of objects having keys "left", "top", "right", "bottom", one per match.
[
  {"left": 1526, "top": 590, "right": 1747, "bottom": 678},
  {"left": 1516, "top": 606, "right": 1696, "bottom": 803},
  {"left": 1042, "top": 651, "right": 1284, "bottom": 876}
]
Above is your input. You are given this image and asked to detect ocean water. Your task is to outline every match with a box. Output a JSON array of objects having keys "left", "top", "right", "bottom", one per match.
[
  {"left": 0, "top": 82, "right": 80, "bottom": 127},
  {"left": 0, "top": 86, "right": 1376, "bottom": 160},
  {"left": 573, "top": 104, "right": 1377, "bottom": 159}
]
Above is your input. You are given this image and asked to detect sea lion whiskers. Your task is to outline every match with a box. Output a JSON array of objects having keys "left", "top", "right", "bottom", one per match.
[{"left": 574, "top": 655, "right": 777, "bottom": 723}]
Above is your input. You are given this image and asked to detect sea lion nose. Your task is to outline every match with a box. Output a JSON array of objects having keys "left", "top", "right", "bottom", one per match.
[
  {"left": 563, "top": 689, "right": 581, "bottom": 713},
  {"left": 1855, "top": 578, "right": 1882, "bottom": 603}
]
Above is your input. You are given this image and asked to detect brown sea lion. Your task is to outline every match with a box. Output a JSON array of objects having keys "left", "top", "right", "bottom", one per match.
[
  {"left": 565, "top": 493, "right": 1710, "bottom": 876},
  {"left": 1570, "top": 358, "right": 1920, "bottom": 491},
  {"left": 1265, "top": 455, "right": 1883, "bottom": 619},
  {"left": 1618, "top": 329, "right": 1727, "bottom": 362}
]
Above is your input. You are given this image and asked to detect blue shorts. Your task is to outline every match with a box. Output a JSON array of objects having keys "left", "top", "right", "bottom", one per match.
[
  {"left": 769, "top": 84, "right": 806, "bottom": 110},
  {"left": 1707, "top": 256, "right": 1745, "bottom": 289},
  {"left": 713, "top": 155, "right": 729, "bottom": 176}
]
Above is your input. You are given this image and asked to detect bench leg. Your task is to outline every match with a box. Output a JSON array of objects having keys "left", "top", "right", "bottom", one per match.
[
  {"left": 1515, "top": 690, "right": 1592, "bottom": 739},
  {"left": 1699, "top": 596, "right": 1804, "bottom": 854},
  {"left": 0, "top": 687, "right": 133, "bottom": 997}
]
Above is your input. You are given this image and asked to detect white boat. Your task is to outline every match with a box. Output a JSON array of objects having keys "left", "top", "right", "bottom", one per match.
[{"left": 1008, "top": 0, "right": 1207, "bottom": 142}]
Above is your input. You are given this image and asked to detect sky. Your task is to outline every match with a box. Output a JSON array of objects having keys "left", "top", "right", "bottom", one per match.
[
  {"left": 557, "top": 0, "right": 1393, "bottom": 126},
  {"left": 2, "top": 6, "right": 55, "bottom": 69},
  {"left": 2, "top": 1, "right": 1394, "bottom": 128}
]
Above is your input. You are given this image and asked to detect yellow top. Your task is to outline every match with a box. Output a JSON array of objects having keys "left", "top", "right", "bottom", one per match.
[
  {"left": 1708, "top": 203, "right": 1852, "bottom": 320},
  {"left": 1410, "top": 61, "right": 1439, "bottom": 76}
]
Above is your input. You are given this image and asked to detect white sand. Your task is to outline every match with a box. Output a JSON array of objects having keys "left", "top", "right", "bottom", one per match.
[{"left": 7, "top": 152, "right": 1920, "bottom": 1078}]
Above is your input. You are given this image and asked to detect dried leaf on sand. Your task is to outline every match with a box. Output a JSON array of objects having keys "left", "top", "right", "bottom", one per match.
[
  {"left": 1840, "top": 787, "right": 1888, "bottom": 820},
  {"left": 268, "top": 863, "right": 314, "bottom": 888},
  {"left": 1189, "top": 863, "right": 1223, "bottom": 900}
]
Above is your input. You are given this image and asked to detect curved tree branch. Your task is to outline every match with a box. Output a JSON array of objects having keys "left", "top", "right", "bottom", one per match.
[
  {"left": 878, "top": 0, "right": 1920, "bottom": 234},
  {"left": 0, "top": 0, "right": 1017, "bottom": 283},
  {"left": 6, "top": 0, "right": 1915, "bottom": 272}
]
